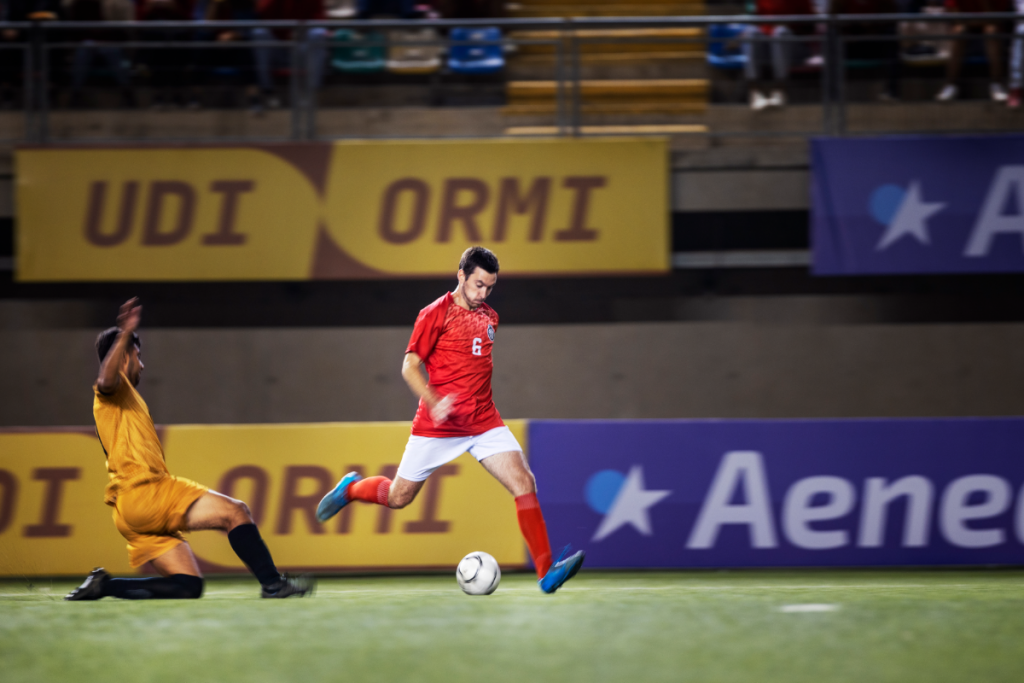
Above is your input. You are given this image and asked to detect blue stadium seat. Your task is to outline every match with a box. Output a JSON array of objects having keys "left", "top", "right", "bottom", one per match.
[
  {"left": 448, "top": 27, "right": 505, "bottom": 75},
  {"left": 706, "top": 24, "right": 747, "bottom": 71}
]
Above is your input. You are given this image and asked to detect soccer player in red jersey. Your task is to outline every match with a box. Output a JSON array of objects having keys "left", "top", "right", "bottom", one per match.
[{"left": 317, "top": 246, "right": 584, "bottom": 593}]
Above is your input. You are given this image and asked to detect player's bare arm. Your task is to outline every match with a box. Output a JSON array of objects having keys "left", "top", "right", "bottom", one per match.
[
  {"left": 401, "top": 351, "right": 454, "bottom": 424},
  {"left": 96, "top": 297, "right": 141, "bottom": 394}
]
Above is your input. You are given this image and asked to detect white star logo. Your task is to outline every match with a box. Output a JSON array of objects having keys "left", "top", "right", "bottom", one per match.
[
  {"left": 876, "top": 181, "right": 946, "bottom": 251},
  {"left": 592, "top": 466, "right": 672, "bottom": 542}
]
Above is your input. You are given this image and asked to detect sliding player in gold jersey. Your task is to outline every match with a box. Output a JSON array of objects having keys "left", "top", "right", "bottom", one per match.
[{"left": 66, "top": 298, "right": 312, "bottom": 600}]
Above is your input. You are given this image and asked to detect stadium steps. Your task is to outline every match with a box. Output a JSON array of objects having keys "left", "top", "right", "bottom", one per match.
[
  {"left": 505, "top": 20, "right": 711, "bottom": 124},
  {"left": 512, "top": 28, "right": 705, "bottom": 56},
  {"left": 505, "top": 0, "right": 705, "bottom": 18},
  {"left": 505, "top": 123, "right": 709, "bottom": 134},
  {"left": 506, "top": 52, "right": 706, "bottom": 81},
  {"left": 507, "top": 28, "right": 707, "bottom": 79},
  {"left": 504, "top": 78, "right": 709, "bottom": 116}
]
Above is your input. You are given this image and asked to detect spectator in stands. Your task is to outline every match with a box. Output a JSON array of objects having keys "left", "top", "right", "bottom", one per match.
[
  {"left": 0, "top": 0, "right": 63, "bottom": 107},
  {"left": 935, "top": 0, "right": 1011, "bottom": 102},
  {"left": 355, "top": 0, "right": 420, "bottom": 17},
  {"left": 1008, "top": 0, "right": 1024, "bottom": 107},
  {"left": 434, "top": 0, "right": 503, "bottom": 17},
  {"left": 743, "top": 0, "right": 816, "bottom": 110},
  {"left": 195, "top": 0, "right": 264, "bottom": 110},
  {"left": 138, "top": 0, "right": 199, "bottom": 108},
  {"left": 252, "top": 0, "right": 329, "bottom": 108},
  {"left": 325, "top": 0, "right": 358, "bottom": 16},
  {"left": 66, "top": 0, "right": 135, "bottom": 107},
  {"left": 2, "top": 0, "right": 61, "bottom": 23},
  {"left": 899, "top": 0, "right": 950, "bottom": 62},
  {"left": 833, "top": 0, "right": 902, "bottom": 100}
]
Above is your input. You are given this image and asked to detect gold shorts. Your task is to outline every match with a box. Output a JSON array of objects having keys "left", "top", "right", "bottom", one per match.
[{"left": 112, "top": 475, "right": 208, "bottom": 568}]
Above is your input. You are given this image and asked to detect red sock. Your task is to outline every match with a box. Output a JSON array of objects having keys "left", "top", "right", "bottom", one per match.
[
  {"left": 347, "top": 476, "right": 392, "bottom": 506},
  {"left": 515, "top": 493, "right": 552, "bottom": 578}
]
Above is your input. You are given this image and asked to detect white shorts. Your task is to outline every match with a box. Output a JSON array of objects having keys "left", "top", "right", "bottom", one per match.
[{"left": 396, "top": 426, "right": 522, "bottom": 482}]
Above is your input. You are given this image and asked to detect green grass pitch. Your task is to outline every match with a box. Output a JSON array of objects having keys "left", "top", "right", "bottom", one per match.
[{"left": 3, "top": 570, "right": 1024, "bottom": 683}]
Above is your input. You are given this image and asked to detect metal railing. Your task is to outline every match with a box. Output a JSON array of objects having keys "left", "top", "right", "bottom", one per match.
[{"left": 0, "top": 13, "right": 1020, "bottom": 143}]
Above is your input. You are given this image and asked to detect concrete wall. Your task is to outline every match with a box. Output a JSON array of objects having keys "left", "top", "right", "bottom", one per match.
[
  {"left": 4, "top": 320, "right": 1024, "bottom": 427},
  {"left": 2, "top": 101, "right": 1019, "bottom": 220}
]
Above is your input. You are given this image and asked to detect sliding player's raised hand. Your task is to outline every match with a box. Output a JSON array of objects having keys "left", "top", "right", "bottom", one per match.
[{"left": 117, "top": 297, "right": 141, "bottom": 335}]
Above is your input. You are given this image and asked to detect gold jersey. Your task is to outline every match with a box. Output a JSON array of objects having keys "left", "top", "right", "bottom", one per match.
[{"left": 93, "top": 372, "right": 169, "bottom": 506}]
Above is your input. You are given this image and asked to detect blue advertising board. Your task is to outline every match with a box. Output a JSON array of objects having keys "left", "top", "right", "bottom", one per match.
[
  {"left": 812, "top": 135, "right": 1024, "bottom": 275},
  {"left": 530, "top": 419, "right": 1024, "bottom": 568}
]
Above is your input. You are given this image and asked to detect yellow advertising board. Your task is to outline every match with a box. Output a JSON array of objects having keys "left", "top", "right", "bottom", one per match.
[
  {"left": 15, "top": 138, "right": 668, "bottom": 281},
  {"left": 0, "top": 422, "right": 527, "bottom": 577}
]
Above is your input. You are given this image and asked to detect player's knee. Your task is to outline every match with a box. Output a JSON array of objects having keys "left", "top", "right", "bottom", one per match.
[
  {"left": 228, "top": 499, "right": 254, "bottom": 526},
  {"left": 510, "top": 463, "right": 537, "bottom": 496},
  {"left": 212, "top": 498, "right": 253, "bottom": 531},
  {"left": 170, "top": 574, "right": 204, "bottom": 599},
  {"left": 512, "top": 473, "right": 536, "bottom": 497},
  {"left": 236, "top": 500, "right": 253, "bottom": 521}
]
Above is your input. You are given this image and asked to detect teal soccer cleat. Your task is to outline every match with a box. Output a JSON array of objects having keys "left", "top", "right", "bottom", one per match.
[
  {"left": 316, "top": 472, "right": 363, "bottom": 523},
  {"left": 539, "top": 546, "right": 585, "bottom": 594}
]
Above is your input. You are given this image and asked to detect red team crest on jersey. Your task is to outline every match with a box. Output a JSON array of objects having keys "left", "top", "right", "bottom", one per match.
[{"left": 406, "top": 292, "right": 505, "bottom": 437}]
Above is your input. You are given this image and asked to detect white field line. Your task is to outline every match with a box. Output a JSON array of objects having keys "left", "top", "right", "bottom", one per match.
[{"left": 779, "top": 604, "right": 841, "bottom": 612}]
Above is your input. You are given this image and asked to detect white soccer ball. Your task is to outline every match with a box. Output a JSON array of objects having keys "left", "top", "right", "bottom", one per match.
[{"left": 456, "top": 551, "right": 501, "bottom": 595}]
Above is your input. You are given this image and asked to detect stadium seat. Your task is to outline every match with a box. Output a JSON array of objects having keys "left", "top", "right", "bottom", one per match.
[
  {"left": 706, "top": 24, "right": 747, "bottom": 71},
  {"left": 448, "top": 27, "right": 505, "bottom": 75},
  {"left": 332, "top": 29, "right": 387, "bottom": 73},
  {"left": 386, "top": 28, "right": 443, "bottom": 75}
]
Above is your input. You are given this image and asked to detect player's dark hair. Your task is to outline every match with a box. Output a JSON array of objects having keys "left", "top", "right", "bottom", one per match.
[
  {"left": 459, "top": 246, "right": 500, "bottom": 276},
  {"left": 95, "top": 327, "right": 141, "bottom": 363}
]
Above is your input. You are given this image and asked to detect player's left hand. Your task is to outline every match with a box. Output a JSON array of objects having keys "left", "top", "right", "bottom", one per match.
[{"left": 117, "top": 297, "right": 142, "bottom": 335}]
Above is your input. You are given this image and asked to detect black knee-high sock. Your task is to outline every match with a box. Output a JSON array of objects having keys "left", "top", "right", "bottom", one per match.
[
  {"left": 107, "top": 574, "right": 203, "bottom": 600},
  {"left": 227, "top": 523, "right": 281, "bottom": 587}
]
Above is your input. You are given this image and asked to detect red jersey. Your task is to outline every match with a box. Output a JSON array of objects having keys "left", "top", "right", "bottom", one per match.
[
  {"left": 944, "top": 0, "right": 1010, "bottom": 11},
  {"left": 406, "top": 292, "right": 505, "bottom": 438}
]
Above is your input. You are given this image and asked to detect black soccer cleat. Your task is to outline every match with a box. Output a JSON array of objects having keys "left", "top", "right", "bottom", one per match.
[
  {"left": 261, "top": 573, "right": 315, "bottom": 599},
  {"left": 65, "top": 568, "right": 111, "bottom": 601}
]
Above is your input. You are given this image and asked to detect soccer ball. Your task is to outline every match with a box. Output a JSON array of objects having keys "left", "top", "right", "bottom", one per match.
[{"left": 456, "top": 551, "right": 501, "bottom": 595}]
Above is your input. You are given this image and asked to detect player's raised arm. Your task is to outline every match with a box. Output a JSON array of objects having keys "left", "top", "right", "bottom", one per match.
[
  {"left": 96, "top": 298, "right": 141, "bottom": 395},
  {"left": 401, "top": 352, "right": 453, "bottom": 424}
]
